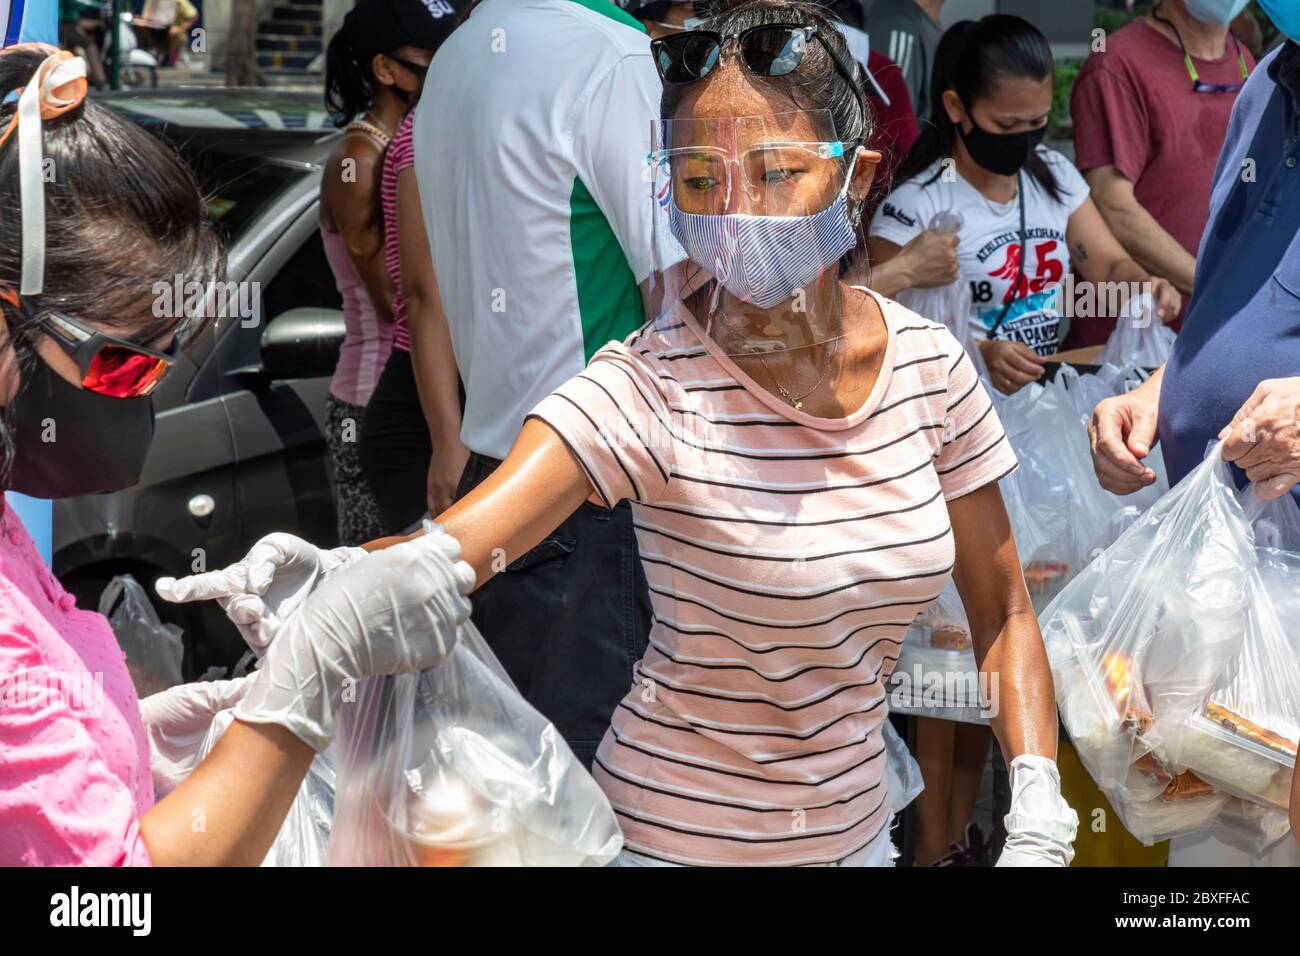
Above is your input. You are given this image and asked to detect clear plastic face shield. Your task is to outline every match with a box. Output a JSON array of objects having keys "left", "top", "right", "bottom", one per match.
[{"left": 648, "top": 108, "right": 864, "bottom": 357}]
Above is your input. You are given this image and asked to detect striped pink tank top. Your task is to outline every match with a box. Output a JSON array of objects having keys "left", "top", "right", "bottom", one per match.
[
  {"left": 321, "top": 227, "right": 394, "bottom": 407},
  {"left": 381, "top": 109, "right": 417, "bottom": 353}
]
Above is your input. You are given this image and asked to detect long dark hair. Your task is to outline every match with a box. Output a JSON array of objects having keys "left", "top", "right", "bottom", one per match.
[
  {"left": 0, "top": 45, "right": 225, "bottom": 486},
  {"left": 894, "top": 15, "right": 1062, "bottom": 202},
  {"left": 324, "top": 28, "right": 377, "bottom": 128}
]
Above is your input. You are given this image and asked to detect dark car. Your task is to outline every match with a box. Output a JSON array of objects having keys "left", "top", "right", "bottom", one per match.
[{"left": 54, "top": 89, "right": 349, "bottom": 678}]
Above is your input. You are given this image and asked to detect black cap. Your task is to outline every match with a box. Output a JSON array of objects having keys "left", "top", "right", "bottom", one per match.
[{"left": 344, "top": 0, "right": 466, "bottom": 61}]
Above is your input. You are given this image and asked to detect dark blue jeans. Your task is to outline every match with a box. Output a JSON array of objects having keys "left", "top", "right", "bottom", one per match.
[{"left": 455, "top": 453, "right": 651, "bottom": 769}]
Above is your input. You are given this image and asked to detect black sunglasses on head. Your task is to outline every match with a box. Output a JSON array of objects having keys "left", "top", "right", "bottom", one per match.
[{"left": 651, "top": 23, "right": 862, "bottom": 101}]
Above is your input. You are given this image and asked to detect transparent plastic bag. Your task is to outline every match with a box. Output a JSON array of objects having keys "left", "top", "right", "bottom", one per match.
[
  {"left": 883, "top": 719, "right": 924, "bottom": 812},
  {"left": 1098, "top": 293, "right": 1175, "bottom": 369},
  {"left": 894, "top": 212, "right": 976, "bottom": 356},
  {"left": 916, "top": 579, "right": 970, "bottom": 650},
  {"left": 1042, "top": 447, "right": 1300, "bottom": 845},
  {"left": 328, "top": 621, "right": 623, "bottom": 866},
  {"left": 100, "top": 575, "right": 185, "bottom": 698},
  {"left": 197, "top": 708, "right": 336, "bottom": 866},
  {"left": 999, "top": 365, "right": 1168, "bottom": 590}
]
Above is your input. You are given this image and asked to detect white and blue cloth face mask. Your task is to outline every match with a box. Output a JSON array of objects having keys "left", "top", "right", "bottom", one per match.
[{"left": 666, "top": 153, "right": 860, "bottom": 310}]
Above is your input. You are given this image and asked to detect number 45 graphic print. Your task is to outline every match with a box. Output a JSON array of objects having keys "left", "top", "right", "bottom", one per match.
[{"left": 990, "top": 240, "right": 1063, "bottom": 304}]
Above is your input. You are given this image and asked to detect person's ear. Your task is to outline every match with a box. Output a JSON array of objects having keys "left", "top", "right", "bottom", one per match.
[
  {"left": 371, "top": 53, "right": 398, "bottom": 87},
  {"left": 851, "top": 147, "right": 881, "bottom": 202},
  {"left": 942, "top": 89, "right": 967, "bottom": 130}
]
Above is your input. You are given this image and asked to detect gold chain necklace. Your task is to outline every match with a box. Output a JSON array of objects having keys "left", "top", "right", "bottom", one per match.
[{"left": 751, "top": 336, "right": 839, "bottom": 411}]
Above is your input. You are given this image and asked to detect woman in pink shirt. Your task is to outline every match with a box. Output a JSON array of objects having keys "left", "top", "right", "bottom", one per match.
[{"left": 0, "top": 44, "right": 473, "bottom": 866}]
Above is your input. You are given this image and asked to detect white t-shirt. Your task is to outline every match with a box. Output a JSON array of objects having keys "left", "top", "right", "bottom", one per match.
[
  {"left": 414, "top": 0, "right": 680, "bottom": 460},
  {"left": 869, "top": 148, "right": 1090, "bottom": 356}
]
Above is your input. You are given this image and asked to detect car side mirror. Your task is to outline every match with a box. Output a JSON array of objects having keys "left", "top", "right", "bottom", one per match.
[{"left": 259, "top": 307, "right": 345, "bottom": 380}]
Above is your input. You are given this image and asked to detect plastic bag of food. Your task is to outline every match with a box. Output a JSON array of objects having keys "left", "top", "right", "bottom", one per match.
[
  {"left": 328, "top": 621, "right": 623, "bottom": 866},
  {"left": 1041, "top": 446, "right": 1300, "bottom": 845},
  {"left": 916, "top": 579, "right": 970, "bottom": 650},
  {"left": 100, "top": 575, "right": 185, "bottom": 697},
  {"left": 1098, "top": 294, "right": 1175, "bottom": 370},
  {"left": 197, "top": 707, "right": 336, "bottom": 866}
]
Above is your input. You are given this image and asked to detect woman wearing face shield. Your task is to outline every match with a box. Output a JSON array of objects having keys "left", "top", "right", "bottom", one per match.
[
  {"left": 868, "top": 15, "right": 1182, "bottom": 396},
  {"left": 0, "top": 45, "right": 474, "bottom": 866},
  {"left": 339, "top": 1, "right": 1072, "bottom": 867}
]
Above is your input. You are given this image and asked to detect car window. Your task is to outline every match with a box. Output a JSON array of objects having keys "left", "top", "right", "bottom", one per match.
[
  {"left": 103, "top": 114, "right": 308, "bottom": 245},
  {"left": 261, "top": 229, "right": 345, "bottom": 319},
  {"left": 170, "top": 133, "right": 306, "bottom": 245}
]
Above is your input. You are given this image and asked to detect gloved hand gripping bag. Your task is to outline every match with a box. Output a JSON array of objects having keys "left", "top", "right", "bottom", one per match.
[
  {"left": 327, "top": 621, "right": 623, "bottom": 866},
  {"left": 1040, "top": 448, "right": 1300, "bottom": 847}
]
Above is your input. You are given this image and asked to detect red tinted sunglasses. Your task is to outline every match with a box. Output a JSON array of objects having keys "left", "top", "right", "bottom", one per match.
[{"left": 1, "top": 286, "right": 175, "bottom": 398}]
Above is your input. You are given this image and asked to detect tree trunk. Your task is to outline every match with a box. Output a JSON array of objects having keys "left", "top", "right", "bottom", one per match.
[{"left": 227, "top": 0, "right": 260, "bottom": 86}]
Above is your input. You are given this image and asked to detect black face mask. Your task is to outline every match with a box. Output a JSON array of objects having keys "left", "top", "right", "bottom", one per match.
[
  {"left": 390, "top": 58, "right": 429, "bottom": 105},
  {"left": 958, "top": 113, "right": 1047, "bottom": 177},
  {"left": 7, "top": 355, "right": 156, "bottom": 499}
]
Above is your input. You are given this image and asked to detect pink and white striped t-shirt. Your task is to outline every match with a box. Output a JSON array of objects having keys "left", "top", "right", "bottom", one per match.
[
  {"left": 381, "top": 109, "right": 417, "bottom": 353},
  {"left": 529, "top": 289, "right": 1017, "bottom": 866}
]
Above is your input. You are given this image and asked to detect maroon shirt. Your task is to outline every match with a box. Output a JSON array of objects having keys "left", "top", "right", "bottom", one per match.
[
  {"left": 867, "top": 48, "right": 919, "bottom": 190},
  {"left": 1067, "top": 16, "right": 1255, "bottom": 346}
]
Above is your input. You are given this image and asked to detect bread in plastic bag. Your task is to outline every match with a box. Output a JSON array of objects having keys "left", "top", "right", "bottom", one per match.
[
  {"left": 1098, "top": 294, "right": 1176, "bottom": 370},
  {"left": 327, "top": 621, "right": 622, "bottom": 866},
  {"left": 916, "top": 578, "right": 970, "bottom": 650},
  {"left": 100, "top": 574, "right": 185, "bottom": 697},
  {"left": 1041, "top": 446, "right": 1299, "bottom": 846}
]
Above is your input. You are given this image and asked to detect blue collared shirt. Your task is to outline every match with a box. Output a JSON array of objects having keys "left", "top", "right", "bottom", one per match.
[{"left": 1159, "top": 41, "right": 1300, "bottom": 490}]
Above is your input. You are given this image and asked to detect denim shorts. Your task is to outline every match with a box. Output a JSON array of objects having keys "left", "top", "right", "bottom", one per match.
[{"left": 455, "top": 452, "right": 652, "bottom": 769}]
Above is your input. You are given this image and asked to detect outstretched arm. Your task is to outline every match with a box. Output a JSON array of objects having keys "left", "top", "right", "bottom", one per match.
[{"left": 365, "top": 418, "right": 596, "bottom": 591}]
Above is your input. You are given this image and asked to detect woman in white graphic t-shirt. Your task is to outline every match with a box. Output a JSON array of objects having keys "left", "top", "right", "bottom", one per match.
[
  {"left": 868, "top": 14, "right": 1181, "bottom": 398},
  {"left": 866, "top": 13, "right": 1181, "bottom": 868}
]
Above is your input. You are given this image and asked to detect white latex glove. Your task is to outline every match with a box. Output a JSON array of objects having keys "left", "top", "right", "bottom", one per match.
[
  {"left": 139, "top": 676, "right": 254, "bottom": 798},
  {"left": 155, "top": 533, "right": 369, "bottom": 655},
  {"left": 997, "top": 755, "right": 1078, "bottom": 867},
  {"left": 233, "top": 530, "right": 475, "bottom": 752}
]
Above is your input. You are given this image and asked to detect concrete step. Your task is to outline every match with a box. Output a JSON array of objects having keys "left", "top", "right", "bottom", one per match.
[{"left": 256, "top": 34, "right": 323, "bottom": 53}]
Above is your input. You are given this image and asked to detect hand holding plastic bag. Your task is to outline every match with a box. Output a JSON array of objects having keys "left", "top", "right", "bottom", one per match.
[
  {"left": 328, "top": 622, "right": 622, "bottom": 866},
  {"left": 894, "top": 213, "right": 972, "bottom": 339},
  {"left": 1042, "top": 446, "right": 1300, "bottom": 846},
  {"left": 233, "top": 531, "right": 475, "bottom": 752}
]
